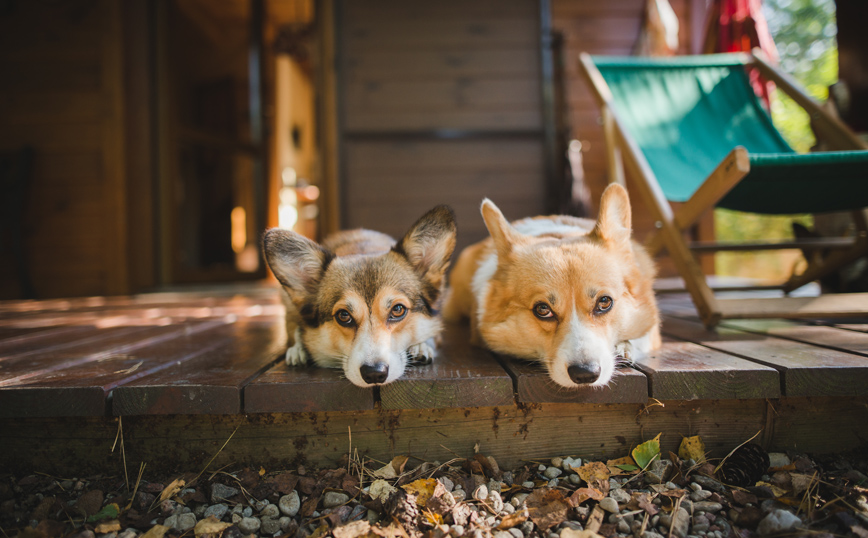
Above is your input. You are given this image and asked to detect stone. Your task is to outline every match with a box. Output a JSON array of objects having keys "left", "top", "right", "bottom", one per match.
[
  {"left": 767, "top": 453, "right": 790, "bottom": 469},
  {"left": 645, "top": 459, "right": 674, "bottom": 485},
  {"left": 450, "top": 525, "right": 465, "bottom": 537},
  {"left": 261, "top": 504, "right": 280, "bottom": 518},
  {"left": 689, "top": 490, "right": 713, "bottom": 502},
  {"left": 261, "top": 517, "right": 281, "bottom": 535},
  {"left": 163, "top": 515, "right": 178, "bottom": 529},
  {"left": 204, "top": 504, "right": 228, "bottom": 521},
  {"left": 494, "top": 531, "right": 513, "bottom": 538},
  {"left": 242, "top": 507, "right": 253, "bottom": 518},
  {"left": 279, "top": 517, "right": 293, "bottom": 531},
  {"left": 610, "top": 488, "right": 631, "bottom": 504},
  {"left": 670, "top": 508, "right": 690, "bottom": 538},
  {"left": 509, "top": 528, "right": 524, "bottom": 538},
  {"left": 757, "top": 509, "right": 801, "bottom": 535},
  {"left": 473, "top": 485, "right": 489, "bottom": 502},
  {"left": 438, "top": 477, "right": 455, "bottom": 493},
  {"left": 488, "top": 491, "right": 504, "bottom": 513},
  {"left": 238, "top": 517, "right": 261, "bottom": 534},
  {"left": 544, "top": 467, "right": 563, "bottom": 480},
  {"left": 322, "top": 492, "right": 350, "bottom": 509},
  {"left": 175, "top": 513, "right": 196, "bottom": 532},
  {"left": 568, "top": 475, "right": 581, "bottom": 485},
  {"left": 599, "top": 497, "right": 619, "bottom": 513},
  {"left": 551, "top": 457, "right": 564, "bottom": 468},
  {"left": 522, "top": 482, "right": 535, "bottom": 489},
  {"left": 691, "top": 476, "right": 727, "bottom": 495},
  {"left": 210, "top": 484, "right": 240, "bottom": 503},
  {"left": 693, "top": 502, "right": 723, "bottom": 513}
]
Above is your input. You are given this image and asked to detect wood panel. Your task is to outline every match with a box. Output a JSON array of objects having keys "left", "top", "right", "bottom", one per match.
[
  {"left": 379, "top": 323, "right": 515, "bottom": 410},
  {"left": 244, "top": 362, "right": 376, "bottom": 413},
  {"left": 662, "top": 316, "right": 868, "bottom": 398},
  {"left": 507, "top": 359, "right": 648, "bottom": 404}
]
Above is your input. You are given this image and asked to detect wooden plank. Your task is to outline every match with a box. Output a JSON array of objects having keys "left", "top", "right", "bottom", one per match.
[
  {"left": 379, "top": 323, "right": 515, "bottom": 409},
  {"left": 8, "top": 396, "right": 866, "bottom": 476},
  {"left": 344, "top": 78, "right": 540, "bottom": 112},
  {"left": 722, "top": 319, "right": 868, "bottom": 356},
  {"left": 662, "top": 316, "right": 868, "bottom": 397},
  {"left": 343, "top": 20, "right": 538, "bottom": 51},
  {"left": 344, "top": 139, "right": 544, "bottom": 171},
  {"left": 505, "top": 359, "right": 647, "bottom": 404},
  {"left": 632, "top": 337, "right": 781, "bottom": 400},
  {"left": 344, "top": 49, "right": 539, "bottom": 80},
  {"left": 112, "top": 320, "right": 284, "bottom": 416},
  {"left": 344, "top": 109, "right": 543, "bottom": 132},
  {"left": 717, "top": 293, "right": 868, "bottom": 320},
  {"left": 0, "top": 325, "right": 113, "bottom": 357},
  {"left": 344, "top": 0, "right": 537, "bottom": 21}
]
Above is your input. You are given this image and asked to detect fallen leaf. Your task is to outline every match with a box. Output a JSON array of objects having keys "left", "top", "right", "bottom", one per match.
[
  {"left": 140, "top": 525, "right": 169, "bottom": 538},
  {"left": 678, "top": 435, "right": 706, "bottom": 464},
  {"left": 636, "top": 493, "right": 659, "bottom": 516},
  {"left": 259, "top": 466, "right": 267, "bottom": 476},
  {"left": 401, "top": 479, "right": 439, "bottom": 508},
  {"left": 525, "top": 488, "right": 570, "bottom": 531},
  {"left": 333, "top": 520, "right": 373, "bottom": 538},
  {"left": 497, "top": 509, "right": 529, "bottom": 529},
  {"left": 852, "top": 526, "right": 868, "bottom": 538},
  {"left": 632, "top": 433, "right": 662, "bottom": 469},
  {"left": 194, "top": 516, "right": 232, "bottom": 536},
  {"left": 607, "top": 457, "right": 639, "bottom": 476},
  {"left": 309, "top": 524, "right": 330, "bottom": 538},
  {"left": 159, "top": 478, "right": 185, "bottom": 502},
  {"left": 575, "top": 461, "right": 610, "bottom": 485},
  {"left": 560, "top": 529, "right": 605, "bottom": 538},
  {"left": 86, "top": 503, "right": 119, "bottom": 523},
  {"left": 94, "top": 520, "right": 121, "bottom": 534},
  {"left": 422, "top": 509, "right": 444, "bottom": 526},
  {"left": 372, "top": 456, "right": 409, "bottom": 479},
  {"left": 568, "top": 487, "right": 605, "bottom": 507},
  {"left": 755, "top": 481, "right": 787, "bottom": 498},
  {"left": 585, "top": 505, "right": 605, "bottom": 533},
  {"left": 370, "top": 480, "right": 398, "bottom": 503}
]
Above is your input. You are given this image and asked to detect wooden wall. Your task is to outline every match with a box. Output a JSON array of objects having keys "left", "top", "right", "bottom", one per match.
[
  {"left": 552, "top": 0, "right": 703, "bottom": 243},
  {"left": 0, "top": 0, "right": 129, "bottom": 299},
  {"left": 336, "top": 0, "right": 549, "bottom": 252}
]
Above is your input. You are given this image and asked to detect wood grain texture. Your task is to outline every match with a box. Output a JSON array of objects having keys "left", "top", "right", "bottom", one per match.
[
  {"left": 723, "top": 319, "right": 868, "bottom": 356},
  {"left": 243, "top": 362, "right": 375, "bottom": 413},
  {"left": 662, "top": 316, "right": 868, "bottom": 397},
  {"left": 505, "top": 359, "right": 648, "bottom": 404},
  {"left": 379, "top": 323, "right": 514, "bottom": 410},
  {"left": 6, "top": 396, "right": 865, "bottom": 476},
  {"left": 633, "top": 337, "right": 780, "bottom": 400}
]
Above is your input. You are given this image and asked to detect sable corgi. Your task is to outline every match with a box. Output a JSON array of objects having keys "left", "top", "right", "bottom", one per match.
[
  {"left": 443, "top": 184, "right": 660, "bottom": 388},
  {"left": 263, "top": 206, "right": 457, "bottom": 387}
]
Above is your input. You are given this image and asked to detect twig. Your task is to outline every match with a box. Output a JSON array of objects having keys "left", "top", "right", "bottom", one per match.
[
  {"left": 125, "top": 462, "right": 147, "bottom": 511},
  {"left": 0, "top": 523, "right": 9, "bottom": 538},
  {"left": 111, "top": 416, "right": 130, "bottom": 493},
  {"left": 193, "top": 424, "right": 241, "bottom": 485},
  {"left": 713, "top": 429, "right": 763, "bottom": 474},
  {"left": 348, "top": 426, "right": 352, "bottom": 475}
]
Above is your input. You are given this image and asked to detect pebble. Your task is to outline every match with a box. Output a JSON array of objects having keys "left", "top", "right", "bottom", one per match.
[
  {"left": 690, "top": 490, "right": 713, "bottom": 502},
  {"left": 508, "top": 528, "right": 523, "bottom": 538},
  {"left": 450, "top": 525, "right": 465, "bottom": 537},
  {"left": 691, "top": 476, "right": 727, "bottom": 494},
  {"left": 610, "top": 488, "right": 631, "bottom": 504},
  {"left": 599, "top": 497, "right": 619, "bottom": 513},
  {"left": 261, "top": 517, "right": 281, "bottom": 535},
  {"left": 452, "top": 489, "right": 467, "bottom": 502},
  {"left": 279, "top": 492, "right": 300, "bottom": 517},
  {"left": 473, "top": 485, "right": 489, "bottom": 502},
  {"left": 279, "top": 517, "right": 293, "bottom": 532},
  {"left": 522, "top": 481, "right": 535, "bottom": 489},
  {"left": 768, "top": 453, "right": 791, "bottom": 468},
  {"left": 204, "top": 504, "right": 228, "bottom": 520},
  {"left": 694, "top": 502, "right": 723, "bottom": 513},
  {"left": 238, "top": 517, "right": 261, "bottom": 534},
  {"left": 493, "top": 532, "right": 512, "bottom": 538},
  {"left": 118, "top": 530, "right": 136, "bottom": 538},
  {"left": 551, "top": 457, "right": 564, "bottom": 468},
  {"left": 261, "top": 504, "right": 280, "bottom": 518},
  {"left": 502, "top": 503, "right": 515, "bottom": 514},
  {"left": 438, "top": 477, "right": 454, "bottom": 492},
  {"left": 243, "top": 506, "right": 253, "bottom": 518},
  {"left": 544, "top": 467, "right": 563, "bottom": 479},
  {"left": 563, "top": 457, "right": 580, "bottom": 471},
  {"left": 757, "top": 509, "right": 801, "bottom": 535},
  {"left": 547, "top": 479, "right": 559, "bottom": 488},
  {"left": 210, "top": 483, "right": 240, "bottom": 503},
  {"left": 645, "top": 459, "right": 674, "bottom": 485},
  {"left": 670, "top": 508, "right": 690, "bottom": 538},
  {"left": 254, "top": 499, "right": 269, "bottom": 512},
  {"left": 322, "top": 492, "right": 350, "bottom": 508},
  {"left": 488, "top": 491, "right": 504, "bottom": 513}
]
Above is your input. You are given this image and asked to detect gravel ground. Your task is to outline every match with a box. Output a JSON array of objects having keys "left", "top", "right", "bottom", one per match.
[{"left": 3, "top": 447, "right": 868, "bottom": 538}]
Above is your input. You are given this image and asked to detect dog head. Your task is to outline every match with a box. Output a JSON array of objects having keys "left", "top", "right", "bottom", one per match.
[
  {"left": 476, "top": 184, "right": 657, "bottom": 388},
  {"left": 263, "top": 206, "right": 456, "bottom": 387}
]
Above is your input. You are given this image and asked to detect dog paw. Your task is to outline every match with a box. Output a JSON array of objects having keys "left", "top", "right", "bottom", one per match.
[
  {"left": 615, "top": 341, "right": 634, "bottom": 364},
  {"left": 407, "top": 341, "right": 436, "bottom": 365},
  {"left": 285, "top": 330, "right": 310, "bottom": 366}
]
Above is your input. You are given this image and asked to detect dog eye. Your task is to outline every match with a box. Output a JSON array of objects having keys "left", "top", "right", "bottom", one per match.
[
  {"left": 335, "top": 309, "right": 354, "bottom": 327},
  {"left": 389, "top": 304, "right": 407, "bottom": 321},
  {"left": 594, "top": 296, "right": 614, "bottom": 314},
  {"left": 533, "top": 303, "right": 554, "bottom": 320}
]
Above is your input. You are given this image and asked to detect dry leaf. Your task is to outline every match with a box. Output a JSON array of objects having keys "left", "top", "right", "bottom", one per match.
[
  {"left": 194, "top": 516, "right": 233, "bottom": 536},
  {"left": 585, "top": 506, "right": 605, "bottom": 533},
  {"left": 607, "top": 457, "right": 640, "bottom": 476},
  {"left": 756, "top": 481, "right": 787, "bottom": 498},
  {"left": 159, "top": 478, "right": 186, "bottom": 502},
  {"left": 369, "top": 480, "right": 398, "bottom": 503},
  {"left": 561, "top": 529, "right": 605, "bottom": 538},
  {"left": 497, "top": 509, "right": 529, "bottom": 529},
  {"left": 401, "top": 479, "right": 439, "bottom": 508},
  {"left": 575, "top": 461, "right": 610, "bottom": 484},
  {"left": 140, "top": 525, "right": 170, "bottom": 538},
  {"left": 373, "top": 456, "right": 409, "bottom": 479},
  {"left": 309, "top": 524, "right": 330, "bottom": 538},
  {"left": 94, "top": 520, "right": 121, "bottom": 534},
  {"left": 678, "top": 436, "right": 706, "bottom": 464},
  {"left": 333, "top": 520, "right": 374, "bottom": 538},
  {"left": 526, "top": 488, "right": 571, "bottom": 531},
  {"left": 568, "top": 487, "right": 605, "bottom": 507}
]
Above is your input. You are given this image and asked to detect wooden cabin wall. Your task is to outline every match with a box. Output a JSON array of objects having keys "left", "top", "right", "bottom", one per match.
[
  {"left": 0, "top": 0, "right": 130, "bottom": 299},
  {"left": 552, "top": 0, "right": 708, "bottom": 275},
  {"left": 336, "top": 0, "right": 548, "bottom": 252}
]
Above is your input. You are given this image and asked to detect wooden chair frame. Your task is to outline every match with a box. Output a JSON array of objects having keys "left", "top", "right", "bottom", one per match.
[{"left": 579, "top": 50, "right": 868, "bottom": 328}]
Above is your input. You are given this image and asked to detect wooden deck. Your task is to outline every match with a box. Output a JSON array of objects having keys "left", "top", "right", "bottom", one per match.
[{"left": 1, "top": 283, "right": 867, "bottom": 474}]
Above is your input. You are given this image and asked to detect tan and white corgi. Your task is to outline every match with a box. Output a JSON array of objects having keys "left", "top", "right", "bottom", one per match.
[
  {"left": 263, "top": 206, "right": 457, "bottom": 387},
  {"left": 443, "top": 184, "right": 660, "bottom": 388}
]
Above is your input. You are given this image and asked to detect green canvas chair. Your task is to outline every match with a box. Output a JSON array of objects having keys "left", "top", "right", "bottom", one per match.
[{"left": 579, "top": 50, "right": 868, "bottom": 328}]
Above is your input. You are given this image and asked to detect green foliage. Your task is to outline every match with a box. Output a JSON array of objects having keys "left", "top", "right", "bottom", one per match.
[{"left": 714, "top": 0, "right": 836, "bottom": 278}]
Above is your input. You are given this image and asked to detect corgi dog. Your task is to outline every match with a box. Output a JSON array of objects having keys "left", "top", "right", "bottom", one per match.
[
  {"left": 263, "top": 206, "right": 457, "bottom": 387},
  {"left": 443, "top": 184, "right": 660, "bottom": 388}
]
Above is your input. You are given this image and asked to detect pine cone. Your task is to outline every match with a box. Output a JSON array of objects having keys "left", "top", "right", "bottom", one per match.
[{"left": 717, "top": 443, "right": 770, "bottom": 487}]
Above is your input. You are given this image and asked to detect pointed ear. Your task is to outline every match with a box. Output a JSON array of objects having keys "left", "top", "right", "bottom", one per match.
[
  {"left": 262, "top": 228, "right": 333, "bottom": 301},
  {"left": 594, "top": 183, "right": 633, "bottom": 248},
  {"left": 395, "top": 205, "right": 457, "bottom": 287},
  {"left": 481, "top": 198, "right": 520, "bottom": 259}
]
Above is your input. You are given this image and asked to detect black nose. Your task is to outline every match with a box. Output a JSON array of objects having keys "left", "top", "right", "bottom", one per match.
[
  {"left": 567, "top": 363, "right": 600, "bottom": 385},
  {"left": 360, "top": 363, "right": 389, "bottom": 384}
]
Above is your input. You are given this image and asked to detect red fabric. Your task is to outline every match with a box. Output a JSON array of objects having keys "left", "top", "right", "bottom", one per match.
[{"left": 703, "top": 0, "right": 778, "bottom": 107}]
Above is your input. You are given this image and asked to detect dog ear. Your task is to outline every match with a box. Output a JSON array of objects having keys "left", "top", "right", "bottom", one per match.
[
  {"left": 395, "top": 205, "right": 457, "bottom": 287},
  {"left": 481, "top": 198, "right": 520, "bottom": 259},
  {"left": 594, "top": 184, "right": 633, "bottom": 249},
  {"left": 262, "top": 228, "right": 333, "bottom": 302}
]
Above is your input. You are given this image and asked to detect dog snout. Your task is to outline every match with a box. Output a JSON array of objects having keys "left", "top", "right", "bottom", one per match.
[
  {"left": 359, "top": 362, "right": 389, "bottom": 384},
  {"left": 567, "top": 363, "right": 600, "bottom": 385}
]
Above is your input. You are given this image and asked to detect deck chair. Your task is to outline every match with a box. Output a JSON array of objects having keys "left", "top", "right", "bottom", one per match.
[{"left": 579, "top": 50, "right": 868, "bottom": 328}]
